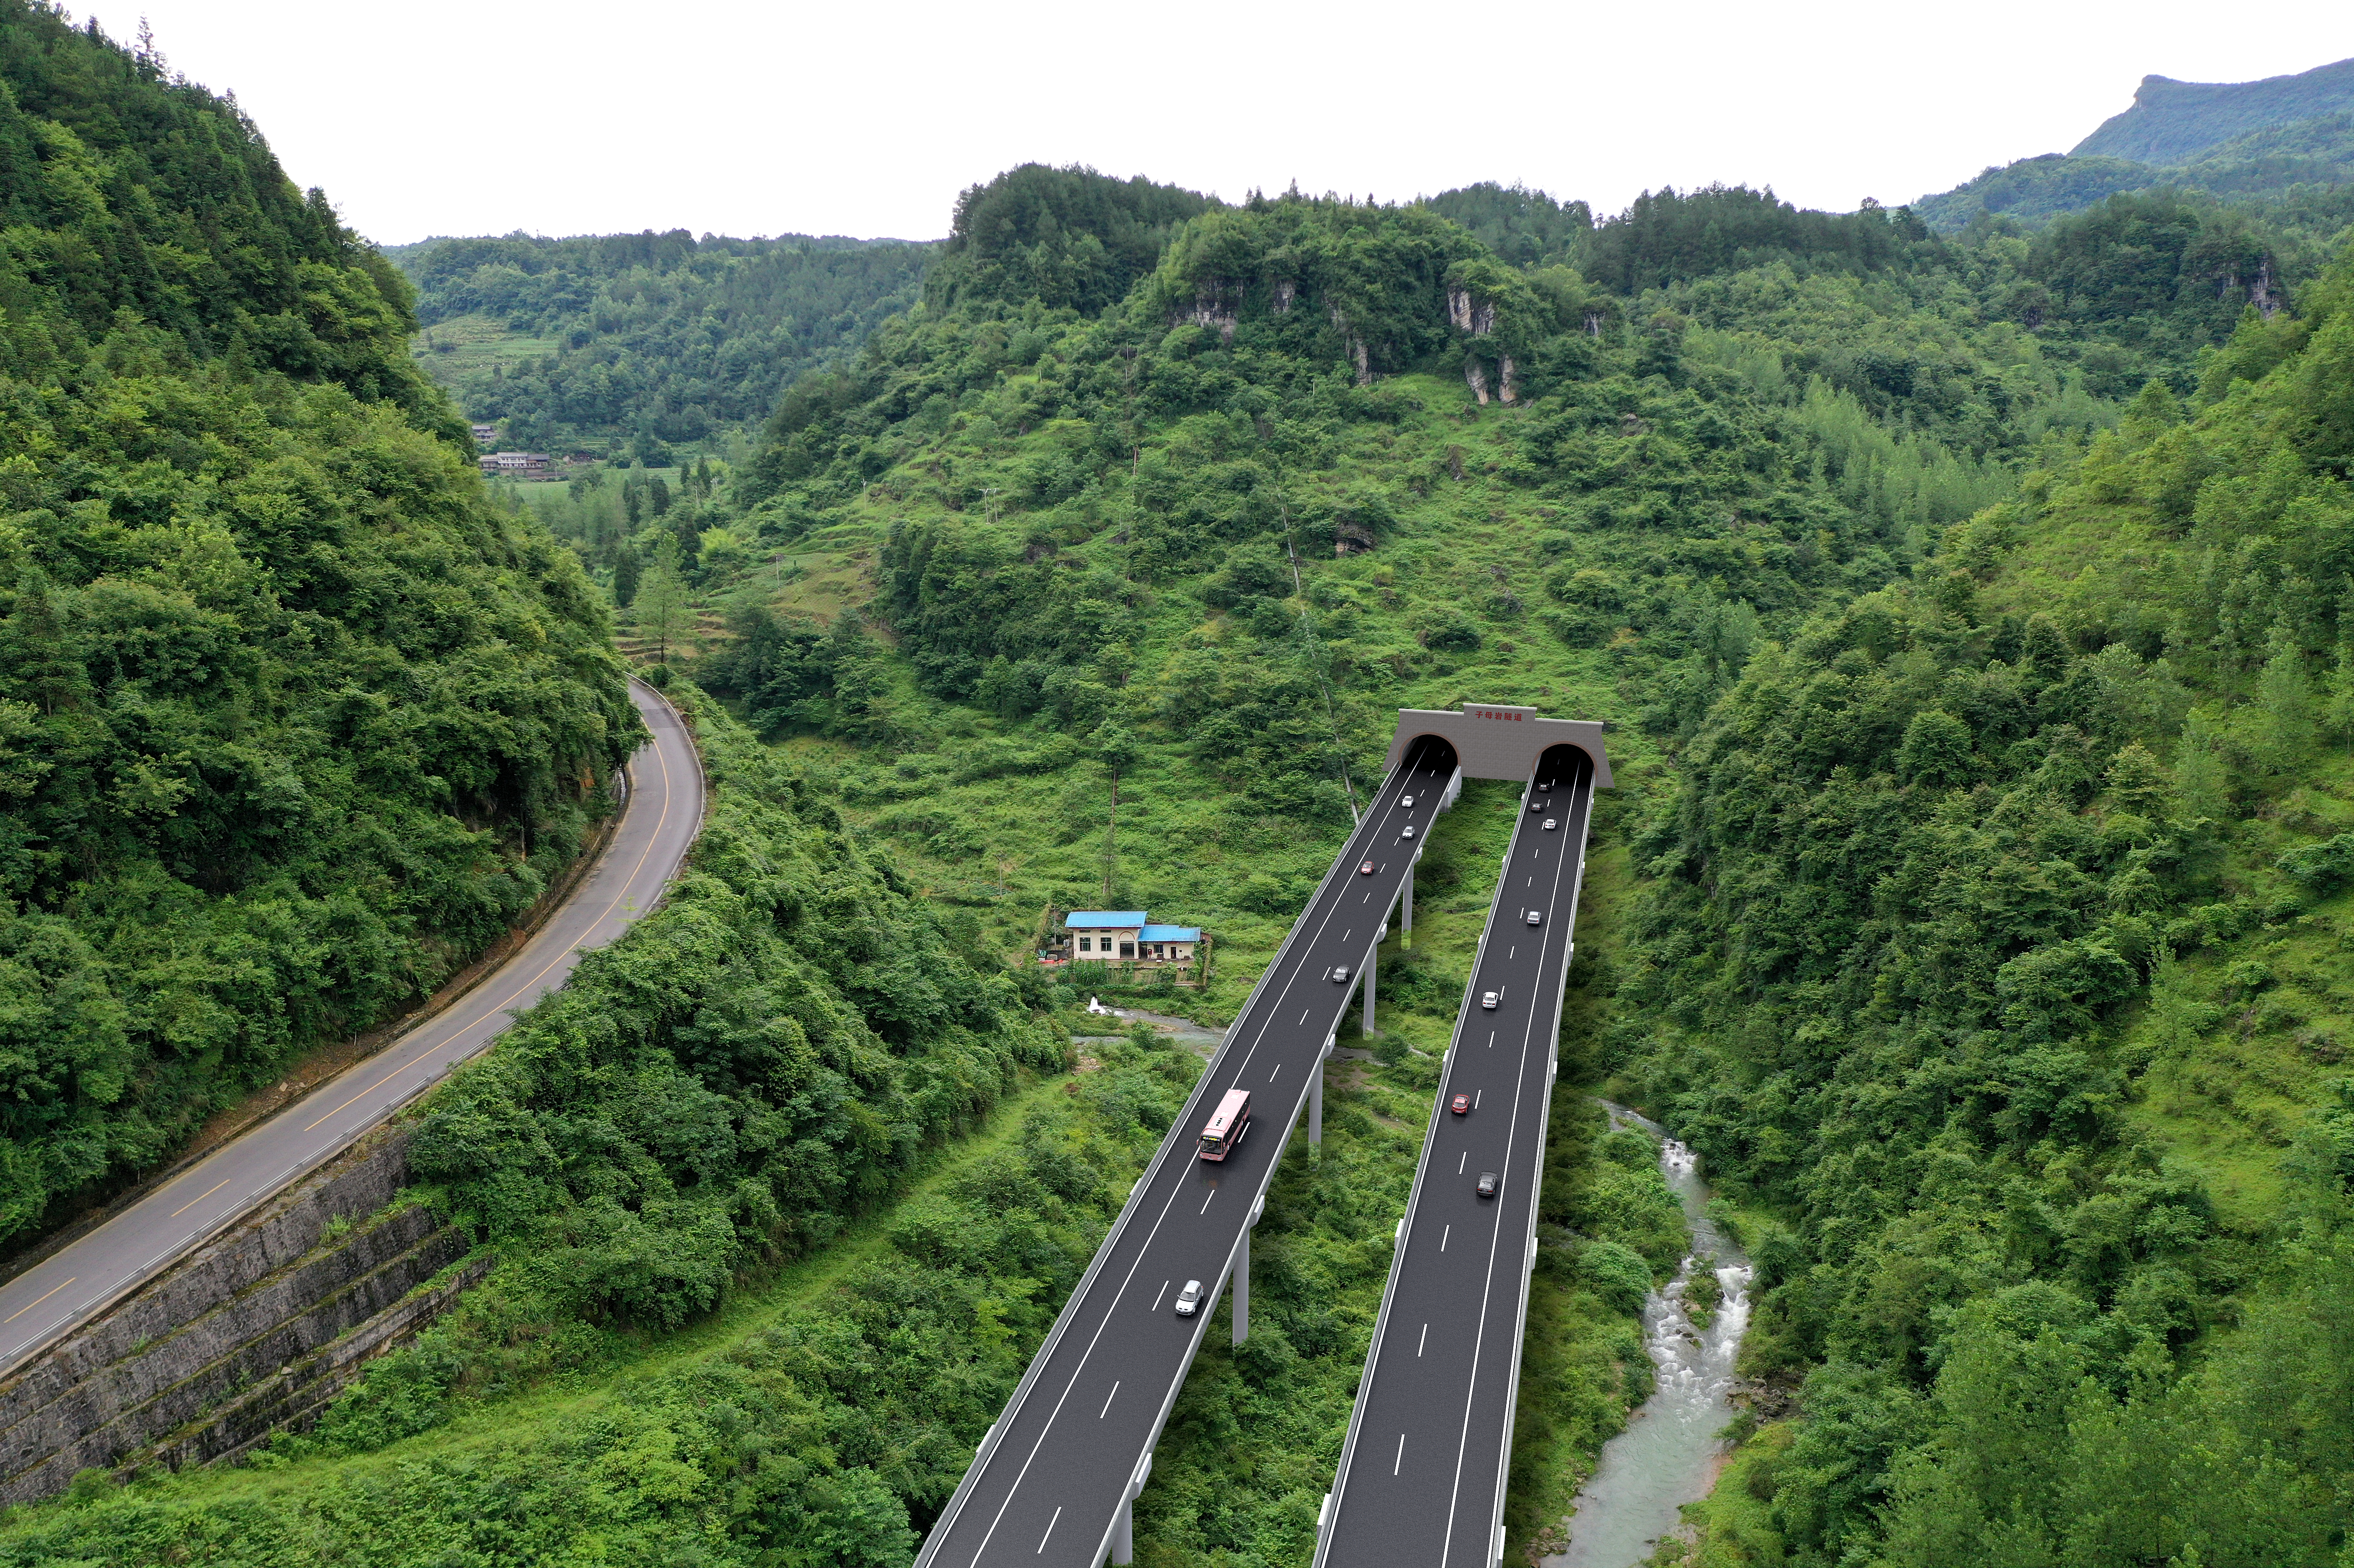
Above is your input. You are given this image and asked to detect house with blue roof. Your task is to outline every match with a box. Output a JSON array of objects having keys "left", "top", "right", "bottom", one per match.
[{"left": 1060, "top": 910, "right": 1203, "bottom": 968}]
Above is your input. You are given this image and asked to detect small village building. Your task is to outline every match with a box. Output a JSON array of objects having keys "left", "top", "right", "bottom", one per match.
[
  {"left": 479, "top": 451, "right": 554, "bottom": 474},
  {"left": 469, "top": 423, "right": 499, "bottom": 447},
  {"left": 1061, "top": 911, "right": 1200, "bottom": 968}
]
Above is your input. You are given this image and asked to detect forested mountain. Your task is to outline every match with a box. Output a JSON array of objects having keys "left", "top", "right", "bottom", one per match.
[
  {"left": 0, "top": 1, "right": 638, "bottom": 1245},
  {"left": 1917, "top": 57, "right": 2354, "bottom": 233},
  {"left": 7, "top": 40, "right": 2354, "bottom": 1568},
  {"left": 387, "top": 229, "right": 932, "bottom": 458},
  {"left": 2074, "top": 57, "right": 2354, "bottom": 163}
]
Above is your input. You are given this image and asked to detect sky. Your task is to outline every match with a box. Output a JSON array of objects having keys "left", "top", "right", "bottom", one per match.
[{"left": 96, "top": 0, "right": 2354, "bottom": 247}]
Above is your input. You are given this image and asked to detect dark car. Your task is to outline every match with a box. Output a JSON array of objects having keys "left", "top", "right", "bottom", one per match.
[
  {"left": 1450, "top": 1094, "right": 1470, "bottom": 1115},
  {"left": 1529, "top": 799, "right": 1545, "bottom": 812},
  {"left": 1360, "top": 858, "right": 1376, "bottom": 875},
  {"left": 1476, "top": 1171, "right": 1499, "bottom": 1198}
]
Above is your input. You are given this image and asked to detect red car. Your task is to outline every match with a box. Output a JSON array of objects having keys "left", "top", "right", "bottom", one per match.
[
  {"left": 1360, "top": 859, "right": 1376, "bottom": 875},
  {"left": 1450, "top": 1094, "right": 1470, "bottom": 1115}
]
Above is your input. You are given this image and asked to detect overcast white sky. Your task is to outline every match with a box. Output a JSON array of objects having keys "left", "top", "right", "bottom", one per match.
[{"left": 92, "top": 0, "right": 2353, "bottom": 247}]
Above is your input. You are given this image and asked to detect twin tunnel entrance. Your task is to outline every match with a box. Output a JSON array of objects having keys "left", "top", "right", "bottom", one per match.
[{"left": 915, "top": 706, "right": 1609, "bottom": 1568}]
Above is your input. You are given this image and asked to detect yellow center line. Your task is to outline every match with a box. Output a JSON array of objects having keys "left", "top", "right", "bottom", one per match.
[
  {"left": 301, "top": 715, "right": 681, "bottom": 1135},
  {"left": 168, "top": 1177, "right": 231, "bottom": 1218},
  {"left": 3, "top": 1278, "right": 76, "bottom": 1325}
]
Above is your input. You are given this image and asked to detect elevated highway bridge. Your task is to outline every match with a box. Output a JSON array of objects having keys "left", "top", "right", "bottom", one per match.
[{"left": 914, "top": 706, "right": 1608, "bottom": 1568}]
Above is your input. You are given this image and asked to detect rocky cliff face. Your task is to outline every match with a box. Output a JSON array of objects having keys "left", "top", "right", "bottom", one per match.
[{"left": 0, "top": 1128, "right": 480, "bottom": 1503}]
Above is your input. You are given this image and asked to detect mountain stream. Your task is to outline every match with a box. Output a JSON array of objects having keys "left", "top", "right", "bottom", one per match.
[{"left": 1545, "top": 1104, "right": 1754, "bottom": 1567}]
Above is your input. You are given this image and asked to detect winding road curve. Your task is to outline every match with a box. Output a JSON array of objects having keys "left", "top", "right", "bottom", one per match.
[{"left": 0, "top": 676, "right": 705, "bottom": 1377}]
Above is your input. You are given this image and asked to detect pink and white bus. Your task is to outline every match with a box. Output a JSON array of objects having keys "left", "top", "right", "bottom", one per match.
[{"left": 1198, "top": 1088, "right": 1251, "bottom": 1161}]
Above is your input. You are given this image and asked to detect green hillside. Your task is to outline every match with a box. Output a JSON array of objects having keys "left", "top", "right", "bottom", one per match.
[
  {"left": 1917, "top": 58, "right": 2354, "bottom": 233},
  {"left": 4, "top": 48, "right": 2354, "bottom": 1568},
  {"left": 389, "top": 229, "right": 933, "bottom": 460},
  {"left": 2074, "top": 57, "right": 2354, "bottom": 165},
  {"left": 0, "top": 0, "right": 637, "bottom": 1246}
]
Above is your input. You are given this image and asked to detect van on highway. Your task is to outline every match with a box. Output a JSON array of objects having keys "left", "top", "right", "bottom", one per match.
[{"left": 1199, "top": 1088, "right": 1251, "bottom": 1161}]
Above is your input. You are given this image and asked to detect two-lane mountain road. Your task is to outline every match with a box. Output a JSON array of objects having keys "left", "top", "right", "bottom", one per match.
[{"left": 0, "top": 675, "right": 705, "bottom": 1376}]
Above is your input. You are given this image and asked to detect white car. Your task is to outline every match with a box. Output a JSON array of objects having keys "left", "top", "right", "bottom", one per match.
[
  {"left": 1402, "top": 794, "right": 1416, "bottom": 808},
  {"left": 1526, "top": 909, "right": 1542, "bottom": 925},
  {"left": 1401, "top": 825, "right": 1416, "bottom": 840},
  {"left": 1481, "top": 991, "right": 1499, "bottom": 1009},
  {"left": 1543, "top": 818, "right": 1558, "bottom": 830},
  {"left": 1331, "top": 965, "right": 1351, "bottom": 983},
  {"left": 1175, "top": 1279, "right": 1204, "bottom": 1317}
]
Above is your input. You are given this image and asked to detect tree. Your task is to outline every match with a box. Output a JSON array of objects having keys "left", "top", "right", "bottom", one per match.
[
  {"left": 635, "top": 539, "right": 692, "bottom": 664},
  {"left": 1096, "top": 723, "right": 1141, "bottom": 906}
]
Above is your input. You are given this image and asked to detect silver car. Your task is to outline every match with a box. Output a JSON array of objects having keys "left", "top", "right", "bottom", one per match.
[
  {"left": 1481, "top": 991, "right": 1498, "bottom": 1009},
  {"left": 1175, "top": 1279, "right": 1204, "bottom": 1317},
  {"left": 1526, "top": 909, "right": 1542, "bottom": 926}
]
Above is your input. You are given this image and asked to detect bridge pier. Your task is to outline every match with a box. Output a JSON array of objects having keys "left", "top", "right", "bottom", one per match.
[
  {"left": 1309, "top": 1036, "right": 1334, "bottom": 1144},
  {"left": 1110, "top": 1452, "right": 1151, "bottom": 1564},
  {"left": 1361, "top": 949, "right": 1375, "bottom": 1036},
  {"left": 1403, "top": 855, "right": 1413, "bottom": 948},
  {"left": 1233, "top": 1196, "right": 1264, "bottom": 1346}
]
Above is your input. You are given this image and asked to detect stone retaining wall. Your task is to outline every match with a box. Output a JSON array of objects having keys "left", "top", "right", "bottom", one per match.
[{"left": 0, "top": 1126, "right": 479, "bottom": 1504}]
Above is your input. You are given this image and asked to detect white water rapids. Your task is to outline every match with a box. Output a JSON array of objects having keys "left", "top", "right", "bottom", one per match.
[{"left": 1545, "top": 1104, "right": 1754, "bottom": 1568}]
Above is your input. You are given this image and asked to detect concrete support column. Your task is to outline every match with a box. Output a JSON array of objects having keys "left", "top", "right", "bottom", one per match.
[
  {"left": 1362, "top": 949, "right": 1376, "bottom": 1037},
  {"left": 1233, "top": 1197, "right": 1263, "bottom": 1347},
  {"left": 1112, "top": 1453, "right": 1152, "bottom": 1564},
  {"left": 1233, "top": 1223, "right": 1249, "bottom": 1346},
  {"left": 1309, "top": 1036, "right": 1334, "bottom": 1145},
  {"left": 1403, "top": 857, "right": 1414, "bottom": 947}
]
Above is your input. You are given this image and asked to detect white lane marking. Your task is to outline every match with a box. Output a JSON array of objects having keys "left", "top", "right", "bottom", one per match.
[
  {"left": 1510, "top": 946, "right": 1516, "bottom": 959},
  {"left": 1487, "top": 1032, "right": 1495, "bottom": 1048},
  {"left": 1527, "top": 876, "right": 1532, "bottom": 886},
  {"left": 953, "top": 1150, "right": 1197, "bottom": 1566},
  {"left": 2, "top": 1277, "right": 75, "bottom": 1326},
  {"left": 1434, "top": 761, "right": 1591, "bottom": 1568},
  {"left": 1221, "top": 743, "right": 1433, "bottom": 1090},
  {"left": 1270, "top": 1063, "right": 1280, "bottom": 1079},
  {"left": 167, "top": 1177, "right": 231, "bottom": 1218},
  {"left": 1100, "top": 1382, "right": 1120, "bottom": 1419},
  {"left": 1395, "top": 1434, "right": 1407, "bottom": 1475},
  {"left": 304, "top": 716, "right": 682, "bottom": 1134},
  {"left": 1152, "top": 1280, "right": 1168, "bottom": 1311},
  {"left": 1037, "top": 1506, "right": 1062, "bottom": 1554},
  {"left": 1474, "top": 1090, "right": 1482, "bottom": 1109},
  {"left": 1299, "top": 1010, "right": 1309, "bottom": 1025},
  {"left": 1419, "top": 1323, "right": 1429, "bottom": 1357},
  {"left": 1343, "top": 930, "right": 1351, "bottom": 943},
  {"left": 1441, "top": 1224, "right": 1451, "bottom": 1252},
  {"left": 1458, "top": 1152, "right": 1466, "bottom": 1174},
  {"left": 1201, "top": 1190, "right": 1217, "bottom": 1214}
]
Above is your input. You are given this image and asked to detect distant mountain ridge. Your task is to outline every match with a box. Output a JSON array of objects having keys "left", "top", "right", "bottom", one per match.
[
  {"left": 2072, "top": 57, "right": 2354, "bottom": 163},
  {"left": 1915, "top": 56, "right": 2354, "bottom": 231}
]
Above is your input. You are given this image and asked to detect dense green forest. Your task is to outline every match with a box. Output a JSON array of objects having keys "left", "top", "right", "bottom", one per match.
[
  {"left": 386, "top": 230, "right": 931, "bottom": 458},
  {"left": 0, "top": 0, "right": 637, "bottom": 1247},
  {"left": 8, "top": 22, "right": 2354, "bottom": 1568}
]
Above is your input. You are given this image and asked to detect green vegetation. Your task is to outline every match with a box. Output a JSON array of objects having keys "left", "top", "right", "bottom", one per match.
[
  {"left": 1624, "top": 251, "right": 2354, "bottom": 1566},
  {"left": 2073, "top": 58, "right": 2354, "bottom": 165},
  {"left": 0, "top": 0, "right": 636, "bottom": 1246},
  {"left": 9, "top": 27, "right": 2354, "bottom": 1564},
  {"left": 1915, "top": 57, "right": 2354, "bottom": 233},
  {"left": 388, "top": 230, "right": 932, "bottom": 458}
]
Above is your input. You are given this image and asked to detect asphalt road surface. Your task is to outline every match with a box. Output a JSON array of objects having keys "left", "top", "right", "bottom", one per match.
[
  {"left": 916, "top": 739, "right": 1462, "bottom": 1568},
  {"left": 0, "top": 677, "right": 704, "bottom": 1377},
  {"left": 1318, "top": 742, "right": 1597, "bottom": 1568}
]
